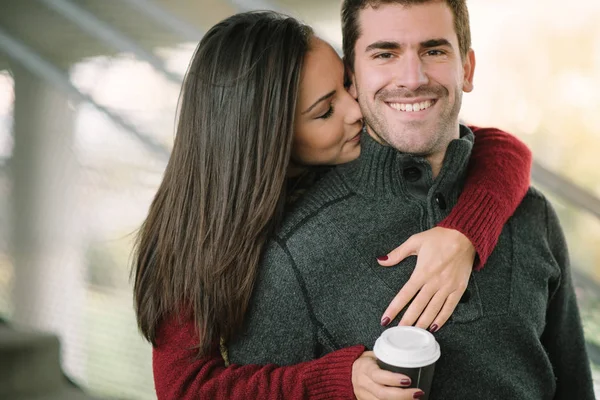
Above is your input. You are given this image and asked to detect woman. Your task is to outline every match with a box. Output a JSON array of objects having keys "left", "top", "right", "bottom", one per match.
[{"left": 133, "top": 12, "right": 531, "bottom": 400}]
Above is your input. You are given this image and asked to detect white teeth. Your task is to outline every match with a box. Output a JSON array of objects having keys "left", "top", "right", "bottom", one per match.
[{"left": 389, "top": 100, "right": 434, "bottom": 113}]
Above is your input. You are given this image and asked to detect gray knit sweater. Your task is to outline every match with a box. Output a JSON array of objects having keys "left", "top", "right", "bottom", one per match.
[{"left": 228, "top": 126, "right": 595, "bottom": 399}]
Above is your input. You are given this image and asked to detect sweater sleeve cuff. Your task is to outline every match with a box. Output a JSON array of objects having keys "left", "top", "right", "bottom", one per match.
[
  {"left": 303, "top": 345, "right": 365, "bottom": 400},
  {"left": 438, "top": 187, "right": 508, "bottom": 271}
]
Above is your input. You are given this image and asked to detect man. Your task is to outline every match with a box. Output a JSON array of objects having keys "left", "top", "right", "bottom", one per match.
[{"left": 229, "top": 1, "right": 595, "bottom": 398}]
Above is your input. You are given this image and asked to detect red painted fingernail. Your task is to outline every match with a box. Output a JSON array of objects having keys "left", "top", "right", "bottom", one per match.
[
  {"left": 377, "top": 255, "right": 388, "bottom": 261},
  {"left": 400, "top": 378, "right": 411, "bottom": 386},
  {"left": 429, "top": 324, "right": 439, "bottom": 333},
  {"left": 381, "top": 317, "right": 391, "bottom": 327},
  {"left": 413, "top": 391, "right": 425, "bottom": 399}
]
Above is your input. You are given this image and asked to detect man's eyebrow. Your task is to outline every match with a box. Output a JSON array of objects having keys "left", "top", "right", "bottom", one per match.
[
  {"left": 421, "top": 38, "right": 452, "bottom": 48},
  {"left": 365, "top": 41, "right": 401, "bottom": 53},
  {"left": 302, "top": 90, "right": 336, "bottom": 115}
]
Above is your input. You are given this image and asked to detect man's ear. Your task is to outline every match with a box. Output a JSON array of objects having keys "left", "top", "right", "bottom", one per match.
[
  {"left": 345, "top": 65, "right": 358, "bottom": 99},
  {"left": 462, "top": 49, "right": 476, "bottom": 93}
]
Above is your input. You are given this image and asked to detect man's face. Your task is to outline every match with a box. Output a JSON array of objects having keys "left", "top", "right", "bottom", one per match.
[{"left": 349, "top": 1, "right": 475, "bottom": 158}]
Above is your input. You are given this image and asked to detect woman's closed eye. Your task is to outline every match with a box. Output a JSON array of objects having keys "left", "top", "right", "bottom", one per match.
[{"left": 318, "top": 104, "right": 335, "bottom": 119}]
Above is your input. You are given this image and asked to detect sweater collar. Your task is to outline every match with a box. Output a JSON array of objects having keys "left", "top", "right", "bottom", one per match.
[{"left": 336, "top": 124, "right": 474, "bottom": 198}]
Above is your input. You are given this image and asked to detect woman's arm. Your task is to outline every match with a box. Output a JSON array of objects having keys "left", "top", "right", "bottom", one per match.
[
  {"left": 439, "top": 125, "right": 532, "bottom": 269},
  {"left": 154, "top": 314, "right": 423, "bottom": 400},
  {"left": 377, "top": 126, "right": 532, "bottom": 330},
  {"left": 154, "top": 240, "right": 425, "bottom": 400},
  {"left": 153, "top": 313, "right": 365, "bottom": 400}
]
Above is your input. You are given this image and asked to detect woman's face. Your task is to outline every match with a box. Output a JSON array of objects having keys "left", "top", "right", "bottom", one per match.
[{"left": 292, "top": 37, "right": 363, "bottom": 166}]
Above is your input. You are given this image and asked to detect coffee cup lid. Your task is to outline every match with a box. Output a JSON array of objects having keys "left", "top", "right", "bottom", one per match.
[{"left": 373, "top": 326, "right": 441, "bottom": 368}]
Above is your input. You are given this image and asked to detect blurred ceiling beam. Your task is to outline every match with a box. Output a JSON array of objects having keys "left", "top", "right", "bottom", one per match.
[
  {"left": 227, "top": 0, "right": 342, "bottom": 54},
  {"left": 122, "top": 0, "right": 204, "bottom": 43},
  {"left": 0, "top": 26, "right": 170, "bottom": 161},
  {"left": 38, "top": 0, "right": 183, "bottom": 84}
]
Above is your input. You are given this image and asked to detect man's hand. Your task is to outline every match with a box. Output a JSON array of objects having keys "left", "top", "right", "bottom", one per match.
[
  {"left": 377, "top": 227, "right": 475, "bottom": 332},
  {"left": 352, "top": 351, "right": 425, "bottom": 400}
]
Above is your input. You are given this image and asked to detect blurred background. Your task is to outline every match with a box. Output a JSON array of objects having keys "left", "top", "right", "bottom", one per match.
[{"left": 0, "top": 0, "right": 598, "bottom": 399}]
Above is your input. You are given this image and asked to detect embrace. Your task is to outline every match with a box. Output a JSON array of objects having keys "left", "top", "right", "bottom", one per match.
[{"left": 133, "top": 1, "right": 595, "bottom": 399}]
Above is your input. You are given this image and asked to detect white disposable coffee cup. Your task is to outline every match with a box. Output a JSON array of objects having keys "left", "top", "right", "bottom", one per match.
[{"left": 373, "top": 326, "right": 441, "bottom": 400}]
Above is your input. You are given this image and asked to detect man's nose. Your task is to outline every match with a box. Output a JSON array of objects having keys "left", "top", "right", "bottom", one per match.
[{"left": 395, "top": 54, "right": 429, "bottom": 91}]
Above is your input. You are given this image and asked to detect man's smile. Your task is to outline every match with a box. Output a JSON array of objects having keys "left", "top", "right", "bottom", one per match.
[{"left": 387, "top": 99, "right": 437, "bottom": 112}]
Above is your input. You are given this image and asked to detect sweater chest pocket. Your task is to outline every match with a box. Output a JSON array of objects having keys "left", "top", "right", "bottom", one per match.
[
  {"left": 355, "top": 232, "right": 487, "bottom": 325},
  {"left": 447, "top": 275, "right": 484, "bottom": 324},
  {"left": 361, "top": 254, "right": 486, "bottom": 325},
  {"left": 362, "top": 226, "right": 514, "bottom": 325},
  {"left": 450, "top": 224, "right": 515, "bottom": 324}
]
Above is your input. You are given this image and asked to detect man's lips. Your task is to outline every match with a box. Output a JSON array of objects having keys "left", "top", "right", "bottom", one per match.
[{"left": 386, "top": 99, "right": 437, "bottom": 113}]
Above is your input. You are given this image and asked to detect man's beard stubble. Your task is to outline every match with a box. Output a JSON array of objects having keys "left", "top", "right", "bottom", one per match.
[{"left": 358, "top": 85, "right": 462, "bottom": 157}]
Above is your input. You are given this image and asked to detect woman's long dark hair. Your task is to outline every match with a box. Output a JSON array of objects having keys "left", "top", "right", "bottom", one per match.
[{"left": 132, "top": 12, "right": 313, "bottom": 355}]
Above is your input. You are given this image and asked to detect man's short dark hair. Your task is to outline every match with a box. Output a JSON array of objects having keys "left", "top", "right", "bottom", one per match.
[{"left": 342, "top": 0, "right": 472, "bottom": 70}]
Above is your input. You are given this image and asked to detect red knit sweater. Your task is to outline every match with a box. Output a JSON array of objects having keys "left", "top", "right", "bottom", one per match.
[{"left": 153, "top": 126, "right": 532, "bottom": 400}]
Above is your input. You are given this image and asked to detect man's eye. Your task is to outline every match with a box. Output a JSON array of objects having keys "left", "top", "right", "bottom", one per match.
[
  {"left": 374, "top": 52, "right": 393, "bottom": 60},
  {"left": 425, "top": 50, "right": 445, "bottom": 56},
  {"left": 318, "top": 105, "right": 334, "bottom": 119}
]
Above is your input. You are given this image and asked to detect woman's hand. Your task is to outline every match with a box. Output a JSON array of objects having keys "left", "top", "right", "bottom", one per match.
[
  {"left": 377, "top": 227, "right": 475, "bottom": 332},
  {"left": 352, "top": 351, "right": 425, "bottom": 400}
]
